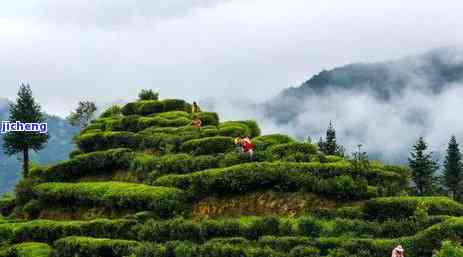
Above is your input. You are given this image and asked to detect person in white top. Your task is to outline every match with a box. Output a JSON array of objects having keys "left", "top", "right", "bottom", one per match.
[{"left": 391, "top": 245, "right": 404, "bottom": 257}]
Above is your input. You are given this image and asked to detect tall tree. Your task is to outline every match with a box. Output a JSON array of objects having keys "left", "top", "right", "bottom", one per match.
[
  {"left": 318, "top": 121, "right": 344, "bottom": 156},
  {"left": 443, "top": 135, "right": 463, "bottom": 200},
  {"left": 67, "top": 101, "right": 97, "bottom": 129},
  {"left": 3, "top": 84, "right": 49, "bottom": 177},
  {"left": 325, "top": 121, "right": 337, "bottom": 154},
  {"left": 408, "top": 137, "right": 438, "bottom": 196}
]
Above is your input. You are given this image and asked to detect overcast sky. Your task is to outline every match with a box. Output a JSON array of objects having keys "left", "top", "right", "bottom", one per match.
[{"left": 1, "top": 0, "right": 462, "bottom": 117}]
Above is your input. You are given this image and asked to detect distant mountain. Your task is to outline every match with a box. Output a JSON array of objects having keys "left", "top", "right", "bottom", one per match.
[
  {"left": 0, "top": 98, "right": 78, "bottom": 194},
  {"left": 266, "top": 47, "right": 463, "bottom": 124}
]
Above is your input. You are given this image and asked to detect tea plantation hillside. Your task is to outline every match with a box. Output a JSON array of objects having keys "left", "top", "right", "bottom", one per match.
[{"left": 2, "top": 96, "right": 463, "bottom": 256}]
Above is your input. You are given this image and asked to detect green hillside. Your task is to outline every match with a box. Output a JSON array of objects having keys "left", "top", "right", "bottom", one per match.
[{"left": 1, "top": 95, "right": 462, "bottom": 257}]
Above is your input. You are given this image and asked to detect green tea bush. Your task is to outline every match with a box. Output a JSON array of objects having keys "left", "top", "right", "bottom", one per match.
[
  {"left": 152, "top": 111, "right": 191, "bottom": 119},
  {"left": 22, "top": 200, "right": 42, "bottom": 219},
  {"left": 104, "top": 115, "right": 141, "bottom": 132},
  {"left": 0, "top": 195, "right": 15, "bottom": 217},
  {"left": 154, "top": 162, "right": 373, "bottom": 199},
  {"left": 258, "top": 236, "right": 314, "bottom": 253},
  {"left": 135, "top": 218, "right": 263, "bottom": 243},
  {"left": 100, "top": 105, "right": 122, "bottom": 118},
  {"left": 218, "top": 121, "right": 261, "bottom": 137},
  {"left": 137, "top": 100, "right": 166, "bottom": 116},
  {"left": 121, "top": 99, "right": 191, "bottom": 116},
  {"left": 434, "top": 241, "right": 463, "bottom": 257},
  {"left": 30, "top": 148, "right": 133, "bottom": 182},
  {"left": 192, "top": 112, "right": 220, "bottom": 126},
  {"left": 138, "top": 117, "right": 191, "bottom": 130},
  {"left": 75, "top": 132, "right": 139, "bottom": 152},
  {"left": 130, "top": 153, "right": 221, "bottom": 177},
  {"left": 1, "top": 242, "right": 52, "bottom": 257},
  {"left": 268, "top": 142, "right": 317, "bottom": 162},
  {"left": 297, "top": 216, "right": 322, "bottom": 237},
  {"left": 130, "top": 241, "right": 285, "bottom": 257},
  {"left": 364, "top": 197, "right": 463, "bottom": 220},
  {"left": 289, "top": 245, "right": 320, "bottom": 257},
  {"left": 243, "top": 216, "right": 281, "bottom": 240},
  {"left": 218, "top": 124, "right": 250, "bottom": 138},
  {"left": 33, "top": 182, "right": 186, "bottom": 216},
  {"left": 75, "top": 132, "right": 176, "bottom": 153},
  {"left": 80, "top": 122, "right": 105, "bottom": 134},
  {"left": 163, "top": 99, "right": 190, "bottom": 112},
  {"left": 0, "top": 219, "right": 136, "bottom": 244},
  {"left": 180, "top": 136, "right": 234, "bottom": 155},
  {"left": 252, "top": 134, "right": 294, "bottom": 151},
  {"left": 54, "top": 236, "right": 140, "bottom": 257},
  {"left": 121, "top": 102, "right": 137, "bottom": 116}
]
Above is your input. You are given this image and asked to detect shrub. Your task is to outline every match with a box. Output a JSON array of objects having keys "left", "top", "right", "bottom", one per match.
[
  {"left": 75, "top": 132, "right": 175, "bottom": 153},
  {"left": 130, "top": 153, "right": 221, "bottom": 178},
  {"left": 134, "top": 218, "right": 242, "bottom": 243},
  {"left": 243, "top": 216, "right": 281, "bottom": 240},
  {"left": 154, "top": 111, "right": 191, "bottom": 119},
  {"left": 0, "top": 219, "right": 136, "bottom": 244},
  {"left": 22, "top": 200, "right": 42, "bottom": 219},
  {"left": 54, "top": 236, "right": 140, "bottom": 257},
  {"left": 137, "top": 100, "right": 166, "bottom": 116},
  {"left": 105, "top": 115, "right": 141, "bottom": 132},
  {"left": 268, "top": 142, "right": 317, "bottom": 161},
  {"left": 258, "top": 236, "right": 314, "bottom": 253},
  {"left": 100, "top": 105, "right": 122, "bottom": 118},
  {"left": 75, "top": 132, "right": 138, "bottom": 152},
  {"left": 163, "top": 99, "right": 189, "bottom": 112},
  {"left": 290, "top": 246, "right": 320, "bottom": 257},
  {"left": 154, "top": 162, "right": 374, "bottom": 199},
  {"left": 434, "top": 241, "right": 463, "bottom": 257},
  {"left": 138, "top": 116, "right": 191, "bottom": 129},
  {"left": 30, "top": 148, "right": 133, "bottom": 182},
  {"left": 0, "top": 195, "right": 15, "bottom": 217},
  {"left": 218, "top": 124, "right": 250, "bottom": 138},
  {"left": 33, "top": 182, "right": 186, "bottom": 217},
  {"left": 2, "top": 242, "right": 52, "bottom": 257},
  {"left": 193, "top": 112, "right": 220, "bottom": 126},
  {"left": 14, "top": 178, "right": 41, "bottom": 206},
  {"left": 121, "top": 102, "right": 137, "bottom": 116},
  {"left": 364, "top": 197, "right": 463, "bottom": 220},
  {"left": 181, "top": 136, "right": 234, "bottom": 155},
  {"left": 218, "top": 121, "right": 261, "bottom": 137},
  {"left": 138, "top": 89, "right": 159, "bottom": 101},
  {"left": 297, "top": 216, "right": 322, "bottom": 237},
  {"left": 253, "top": 134, "right": 294, "bottom": 151}
]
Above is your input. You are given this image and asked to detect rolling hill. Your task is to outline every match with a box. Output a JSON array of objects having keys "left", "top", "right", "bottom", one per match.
[{"left": 0, "top": 93, "right": 462, "bottom": 256}]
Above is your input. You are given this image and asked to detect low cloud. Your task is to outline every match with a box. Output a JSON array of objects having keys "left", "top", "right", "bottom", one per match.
[{"left": 205, "top": 80, "right": 463, "bottom": 164}]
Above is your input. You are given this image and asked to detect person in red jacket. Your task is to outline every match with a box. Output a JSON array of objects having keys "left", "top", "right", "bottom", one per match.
[{"left": 242, "top": 136, "right": 254, "bottom": 160}]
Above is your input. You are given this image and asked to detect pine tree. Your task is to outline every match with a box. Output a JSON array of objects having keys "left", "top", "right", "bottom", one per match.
[
  {"left": 408, "top": 137, "right": 438, "bottom": 196},
  {"left": 443, "top": 135, "right": 463, "bottom": 200},
  {"left": 325, "top": 121, "right": 337, "bottom": 155},
  {"left": 3, "top": 84, "right": 49, "bottom": 177},
  {"left": 318, "top": 121, "right": 344, "bottom": 157}
]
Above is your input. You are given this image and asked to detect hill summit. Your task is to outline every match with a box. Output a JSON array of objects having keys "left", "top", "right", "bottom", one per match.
[{"left": 1, "top": 94, "right": 463, "bottom": 256}]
